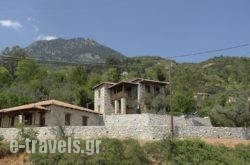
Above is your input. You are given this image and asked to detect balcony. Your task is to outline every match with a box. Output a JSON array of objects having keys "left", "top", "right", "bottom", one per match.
[{"left": 111, "top": 92, "right": 128, "bottom": 101}]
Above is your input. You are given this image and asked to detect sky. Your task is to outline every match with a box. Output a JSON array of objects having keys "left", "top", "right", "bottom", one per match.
[{"left": 0, "top": 0, "right": 250, "bottom": 63}]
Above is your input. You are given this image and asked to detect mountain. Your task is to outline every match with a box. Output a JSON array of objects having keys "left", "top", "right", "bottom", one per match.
[{"left": 24, "top": 38, "right": 126, "bottom": 63}]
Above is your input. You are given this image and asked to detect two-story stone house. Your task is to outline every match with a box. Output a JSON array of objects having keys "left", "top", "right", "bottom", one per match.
[{"left": 93, "top": 78, "right": 169, "bottom": 115}]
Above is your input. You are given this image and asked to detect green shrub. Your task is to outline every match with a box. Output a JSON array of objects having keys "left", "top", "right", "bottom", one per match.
[
  {"left": 29, "top": 138, "right": 250, "bottom": 165},
  {"left": 0, "top": 134, "right": 4, "bottom": 142},
  {"left": 16, "top": 126, "right": 38, "bottom": 145},
  {"left": 143, "top": 138, "right": 250, "bottom": 165},
  {"left": 30, "top": 138, "right": 149, "bottom": 165}
]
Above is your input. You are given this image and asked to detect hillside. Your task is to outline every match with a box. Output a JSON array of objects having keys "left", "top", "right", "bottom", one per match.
[
  {"left": 24, "top": 37, "right": 126, "bottom": 63},
  {"left": 1, "top": 139, "right": 249, "bottom": 165},
  {"left": 1, "top": 42, "right": 250, "bottom": 127}
]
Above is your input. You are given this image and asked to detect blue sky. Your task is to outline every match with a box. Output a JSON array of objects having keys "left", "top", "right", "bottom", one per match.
[{"left": 0, "top": 0, "right": 250, "bottom": 62}]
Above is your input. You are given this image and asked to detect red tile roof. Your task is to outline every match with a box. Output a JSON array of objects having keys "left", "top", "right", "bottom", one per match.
[
  {"left": 92, "top": 82, "right": 116, "bottom": 89},
  {"left": 0, "top": 99, "right": 101, "bottom": 114}
]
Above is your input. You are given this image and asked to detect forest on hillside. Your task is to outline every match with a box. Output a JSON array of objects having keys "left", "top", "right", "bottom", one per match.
[{"left": 0, "top": 46, "right": 250, "bottom": 127}]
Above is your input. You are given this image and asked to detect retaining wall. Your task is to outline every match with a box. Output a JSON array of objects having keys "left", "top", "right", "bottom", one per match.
[
  {"left": 0, "top": 114, "right": 249, "bottom": 141},
  {"left": 104, "top": 114, "right": 212, "bottom": 127},
  {"left": 0, "top": 125, "right": 249, "bottom": 141}
]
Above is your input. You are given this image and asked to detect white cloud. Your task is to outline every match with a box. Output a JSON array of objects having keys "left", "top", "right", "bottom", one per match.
[
  {"left": 36, "top": 35, "right": 58, "bottom": 41},
  {"left": 0, "top": 19, "right": 22, "bottom": 30}
]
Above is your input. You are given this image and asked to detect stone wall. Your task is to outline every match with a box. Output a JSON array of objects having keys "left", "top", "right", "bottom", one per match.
[
  {"left": 0, "top": 114, "right": 249, "bottom": 141},
  {"left": 104, "top": 114, "right": 212, "bottom": 127},
  {"left": 1, "top": 125, "right": 249, "bottom": 141},
  {"left": 176, "top": 126, "right": 250, "bottom": 139}
]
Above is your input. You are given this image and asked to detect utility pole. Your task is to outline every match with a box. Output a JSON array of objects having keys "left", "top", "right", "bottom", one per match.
[{"left": 169, "top": 62, "right": 174, "bottom": 138}]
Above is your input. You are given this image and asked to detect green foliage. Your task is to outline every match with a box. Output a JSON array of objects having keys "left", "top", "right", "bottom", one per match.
[
  {"left": 1, "top": 46, "right": 27, "bottom": 78},
  {"left": 144, "top": 138, "right": 250, "bottom": 165},
  {"left": 0, "top": 142, "right": 12, "bottom": 158},
  {"left": 0, "top": 66, "right": 11, "bottom": 86},
  {"left": 199, "top": 92, "right": 250, "bottom": 127},
  {"left": 15, "top": 59, "right": 40, "bottom": 81},
  {"left": 1, "top": 50, "right": 250, "bottom": 127},
  {"left": 0, "top": 135, "right": 4, "bottom": 142},
  {"left": 30, "top": 138, "right": 149, "bottom": 165},
  {"left": 103, "top": 67, "right": 121, "bottom": 82},
  {"left": 173, "top": 91, "right": 196, "bottom": 114},
  {"left": 16, "top": 125, "right": 39, "bottom": 145},
  {"left": 0, "top": 91, "right": 27, "bottom": 109},
  {"left": 151, "top": 95, "right": 168, "bottom": 113},
  {"left": 29, "top": 138, "right": 250, "bottom": 165}
]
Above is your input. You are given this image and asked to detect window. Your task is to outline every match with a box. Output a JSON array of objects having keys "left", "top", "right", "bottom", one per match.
[
  {"left": 118, "top": 100, "right": 121, "bottom": 114},
  {"left": 98, "top": 90, "right": 101, "bottom": 98},
  {"left": 65, "top": 113, "right": 71, "bottom": 126},
  {"left": 155, "top": 86, "right": 160, "bottom": 94},
  {"left": 82, "top": 116, "right": 88, "bottom": 126},
  {"left": 24, "top": 113, "right": 33, "bottom": 125},
  {"left": 146, "top": 85, "right": 150, "bottom": 93}
]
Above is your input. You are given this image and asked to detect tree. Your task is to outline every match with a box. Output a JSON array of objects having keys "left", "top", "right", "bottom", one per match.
[
  {"left": 173, "top": 91, "right": 196, "bottom": 114},
  {"left": 105, "top": 56, "right": 121, "bottom": 67},
  {"left": 156, "top": 67, "right": 166, "bottom": 81},
  {"left": 15, "top": 59, "right": 39, "bottom": 81},
  {"left": 68, "top": 66, "right": 88, "bottom": 85},
  {"left": 75, "top": 87, "right": 93, "bottom": 108},
  {"left": 1, "top": 46, "right": 27, "bottom": 78},
  {"left": 103, "top": 68, "right": 121, "bottom": 82},
  {"left": 0, "top": 92, "right": 27, "bottom": 109},
  {"left": 0, "top": 67, "right": 11, "bottom": 86},
  {"left": 152, "top": 95, "right": 168, "bottom": 113}
]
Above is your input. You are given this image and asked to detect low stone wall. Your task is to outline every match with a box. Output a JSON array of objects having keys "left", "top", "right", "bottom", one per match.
[
  {"left": 177, "top": 126, "right": 250, "bottom": 139},
  {"left": 0, "top": 125, "right": 249, "bottom": 141},
  {"left": 0, "top": 114, "right": 247, "bottom": 141},
  {"left": 0, "top": 126, "right": 158, "bottom": 141},
  {"left": 0, "top": 128, "right": 19, "bottom": 140}
]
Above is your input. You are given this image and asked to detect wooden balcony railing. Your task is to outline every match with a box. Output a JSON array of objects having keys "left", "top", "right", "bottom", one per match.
[{"left": 111, "top": 92, "right": 128, "bottom": 101}]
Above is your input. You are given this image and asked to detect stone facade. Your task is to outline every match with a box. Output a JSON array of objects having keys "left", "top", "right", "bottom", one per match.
[
  {"left": 93, "top": 79, "right": 168, "bottom": 114},
  {"left": 137, "top": 81, "right": 166, "bottom": 113},
  {"left": 44, "top": 105, "right": 102, "bottom": 126},
  {"left": 94, "top": 83, "right": 114, "bottom": 114}
]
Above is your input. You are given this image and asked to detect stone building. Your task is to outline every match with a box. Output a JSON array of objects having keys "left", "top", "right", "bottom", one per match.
[
  {"left": 0, "top": 99, "right": 102, "bottom": 128},
  {"left": 93, "top": 78, "right": 169, "bottom": 115}
]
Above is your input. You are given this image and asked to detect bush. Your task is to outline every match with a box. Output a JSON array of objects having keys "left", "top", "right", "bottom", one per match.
[
  {"left": 30, "top": 138, "right": 149, "bottom": 165},
  {"left": 29, "top": 138, "right": 250, "bottom": 165},
  {"left": 0, "top": 135, "right": 4, "bottom": 142},
  {"left": 16, "top": 125, "right": 38, "bottom": 145},
  {"left": 143, "top": 138, "right": 250, "bottom": 165}
]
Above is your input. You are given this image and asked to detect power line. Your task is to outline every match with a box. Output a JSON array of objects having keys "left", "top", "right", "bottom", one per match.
[
  {"left": 1, "top": 43, "right": 249, "bottom": 68},
  {"left": 167, "top": 44, "right": 249, "bottom": 59}
]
